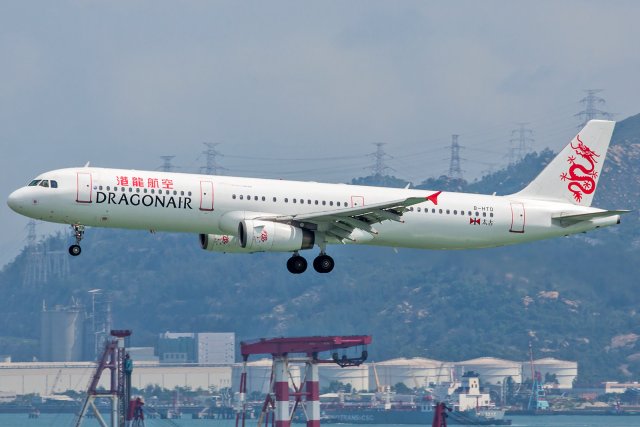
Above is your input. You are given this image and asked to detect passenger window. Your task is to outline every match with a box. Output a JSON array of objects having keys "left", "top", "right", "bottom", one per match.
[
  {"left": 151, "top": 189, "right": 155, "bottom": 194},
  {"left": 490, "top": 213, "right": 494, "bottom": 217},
  {"left": 417, "top": 207, "right": 421, "bottom": 212},
  {"left": 232, "top": 194, "right": 236, "bottom": 199},
  {"left": 307, "top": 199, "right": 311, "bottom": 204},
  {"left": 254, "top": 196, "right": 258, "bottom": 201},
  {"left": 284, "top": 198, "right": 288, "bottom": 203},
  {"left": 273, "top": 197, "right": 277, "bottom": 202},
  {"left": 315, "top": 200, "right": 319, "bottom": 205},
  {"left": 293, "top": 198, "right": 297, "bottom": 203},
  {"left": 453, "top": 210, "right": 457, "bottom": 215},
  {"left": 262, "top": 196, "right": 265, "bottom": 201},
  {"left": 188, "top": 191, "right": 192, "bottom": 196},
  {"left": 106, "top": 186, "right": 110, "bottom": 191},
  {"left": 129, "top": 188, "right": 132, "bottom": 192},
  {"left": 239, "top": 195, "right": 243, "bottom": 200},
  {"left": 439, "top": 209, "right": 443, "bottom": 214},
  {"left": 173, "top": 190, "right": 177, "bottom": 195},
  {"left": 483, "top": 212, "right": 487, "bottom": 217},
  {"left": 337, "top": 202, "right": 341, "bottom": 207},
  {"left": 322, "top": 201, "right": 326, "bottom": 206},
  {"left": 330, "top": 201, "right": 333, "bottom": 206},
  {"left": 446, "top": 209, "right": 450, "bottom": 214},
  {"left": 409, "top": 207, "right": 414, "bottom": 211},
  {"left": 181, "top": 191, "right": 185, "bottom": 196},
  {"left": 136, "top": 188, "right": 140, "bottom": 193}
]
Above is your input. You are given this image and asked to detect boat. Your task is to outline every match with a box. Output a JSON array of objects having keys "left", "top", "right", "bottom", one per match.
[{"left": 319, "top": 373, "right": 511, "bottom": 425}]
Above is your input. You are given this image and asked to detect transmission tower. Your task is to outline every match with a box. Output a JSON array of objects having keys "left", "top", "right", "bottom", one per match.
[
  {"left": 201, "top": 142, "right": 226, "bottom": 175},
  {"left": 22, "top": 221, "right": 68, "bottom": 286},
  {"left": 367, "top": 143, "right": 394, "bottom": 177},
  {"left": 159, "top": 155, "right": 176, "bottom": 172},
  {"left": 448, "top": 135, "right": 464, "bottom": 180},
  {"left": 576, "top": 89, "right": 613, "bottom": 128},
  {"left": 508, "top": 123, "right": 534, "bottom": 165}
]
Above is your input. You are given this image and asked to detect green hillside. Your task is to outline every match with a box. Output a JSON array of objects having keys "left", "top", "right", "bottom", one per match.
[{"left": 1, "top": 114, "right": 639, "bottom": 386}]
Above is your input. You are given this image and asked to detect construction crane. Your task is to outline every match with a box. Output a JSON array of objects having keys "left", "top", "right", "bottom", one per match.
[
  {"left": 236, "top": 335, "right": 372, "bottom": 427},
  {"left": 74, "top": 330, "right": 142, "bottom": 427},
  {"left": 527, "top": 342, "right": 549, "bottom": 412}
]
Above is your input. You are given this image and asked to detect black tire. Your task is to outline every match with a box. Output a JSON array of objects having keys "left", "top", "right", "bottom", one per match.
[
  {"left": 286, "top": 255, "right": 307, "bottom": 274},
  {"left": 68, "top": 245, "right": 82, "bottom": 256},
  {"left": 313, "top": 254, "right": 334, "bottom": 273}
]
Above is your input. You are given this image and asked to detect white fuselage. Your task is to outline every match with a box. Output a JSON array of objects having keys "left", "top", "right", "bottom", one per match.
[{"left": 7, "top": 167, "right": 618, "bottom": 251}]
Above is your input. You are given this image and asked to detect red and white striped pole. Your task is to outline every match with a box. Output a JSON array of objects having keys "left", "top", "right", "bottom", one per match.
[
  {"left": 274, "top": 356, "right": 290, "bottom": 427},
  {"left": 306, "top": 361, "right": 320, "bottom": 427}
]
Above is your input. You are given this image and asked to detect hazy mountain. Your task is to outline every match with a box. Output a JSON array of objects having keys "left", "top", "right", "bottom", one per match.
[{"left": 1, "top": 114, "right": 638, "bottom": 386}]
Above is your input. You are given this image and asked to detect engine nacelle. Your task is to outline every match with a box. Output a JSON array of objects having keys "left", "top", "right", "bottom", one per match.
[
  {"left": 199, "top": 233, "right": 254, "bottom": 253},
  {"left": 238, "top": 220, "right": 315, "bottom": 252}
]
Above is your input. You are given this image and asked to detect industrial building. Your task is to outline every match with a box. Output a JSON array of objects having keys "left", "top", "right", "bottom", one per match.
[
  {"left": 157, "top": 332, "right": 235, "bottom": 364},
  {"left": 319, "top": 363, "right": 369, "bottom": 392},
  {"left": 522, "top": 358, "right": 578, "bottom": 389},
  {"left": 371, "top": 358, "right": 454, "bottom": 389},
  {"left": 231, "top": 358, "right": 301, "bottom": 394},
  {"left": 0, "top": 361, "right": 232, "bottom": 395},
  {"left": 454, "top": 357, "right": 523, "bottom": 386}
]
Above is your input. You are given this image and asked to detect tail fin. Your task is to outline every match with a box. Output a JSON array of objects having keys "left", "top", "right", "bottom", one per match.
[{"left": 513, "top": 120, "right": 615, "bottom": 206}]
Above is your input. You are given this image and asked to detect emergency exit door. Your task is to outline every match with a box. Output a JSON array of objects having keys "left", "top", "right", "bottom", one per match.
[
  {"left": 510, "top": 203, "right": 525, "bottom": 233},
  {"left": 200, "top": 181, "right": 214, "bottom": 211},
  {"left": 76, "top": 172, "right": 92, "bottom": 203}
]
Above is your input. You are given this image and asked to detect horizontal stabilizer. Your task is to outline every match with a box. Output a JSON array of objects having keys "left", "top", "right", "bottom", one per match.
[{"left": 552, "top": 210, "right": 630, "bottom": 226}]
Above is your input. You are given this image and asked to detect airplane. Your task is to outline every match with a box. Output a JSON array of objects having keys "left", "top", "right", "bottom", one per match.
[{"left": 7, "top": 120, "right": 628, "bottom": 274}]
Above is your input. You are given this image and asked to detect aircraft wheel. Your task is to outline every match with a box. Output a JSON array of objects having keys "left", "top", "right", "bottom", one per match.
[
  {"left": 69, "top": 244, "right": 82, "bottom": 256},
  {"left": 313, "top": 254, "right": 334, "bottom": 273},
  {"left": 287, "top": 255, "right": 307, "bottom": 274}
]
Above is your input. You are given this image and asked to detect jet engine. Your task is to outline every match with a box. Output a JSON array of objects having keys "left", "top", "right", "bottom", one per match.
[
  {"left": 238, "top": 220, "right": 314, "bottom": 252},
  {"left": 199, "top": 233, "right": 251, "bottom": 253}
]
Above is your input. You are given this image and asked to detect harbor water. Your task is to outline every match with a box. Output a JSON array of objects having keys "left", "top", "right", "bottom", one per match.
[{"left": 0, "top": 414, "right": 638, "bottom": 427}]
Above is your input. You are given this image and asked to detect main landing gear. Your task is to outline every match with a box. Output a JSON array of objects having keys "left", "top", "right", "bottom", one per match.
[
  {"left": 286, "top": 252, "right": 335, "bottom": 274},
  {"left": 68, "top": 224, "right": 85, "bottom": 256}
]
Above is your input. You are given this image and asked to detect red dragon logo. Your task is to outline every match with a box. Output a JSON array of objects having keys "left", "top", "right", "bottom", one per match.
[
  {"left": 260, "top": 229, "right": 268, "bottom": 242},
  {"left": 559, "top": 135, "right": 600, "bottom": 203}
]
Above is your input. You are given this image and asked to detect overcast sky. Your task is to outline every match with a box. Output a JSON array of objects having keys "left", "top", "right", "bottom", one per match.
[{"left": 1, "top": 1, "right": 639, "bottom": 266}]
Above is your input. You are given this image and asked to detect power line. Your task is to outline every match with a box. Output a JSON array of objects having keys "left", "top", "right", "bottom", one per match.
[
  {"left": 448, "top": 135, "right": 464, "bottom": 180},
  {"left": 200, "top": 142, "right": 227, "bottom": 175},
  {"left": 159, "top": 155, "right": 176, "bottom": 172},
  {"left": 575, "top": 89, "right": 613, "bottom": 128},
  {"left": 507, "top": 123, "right": 534, "bottom": 165},
  {"left": 367, "top": 142, "right": 395, "bottom": 177}
]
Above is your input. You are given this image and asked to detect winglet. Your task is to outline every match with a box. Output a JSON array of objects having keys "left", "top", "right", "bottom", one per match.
[{"left": 426, "top": 191, "right": 442, "bottom": 205}]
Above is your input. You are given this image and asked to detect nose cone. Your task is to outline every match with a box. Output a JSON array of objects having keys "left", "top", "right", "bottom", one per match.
[{"left": 7, "top": 188, "right": 26, "bottom": 214}]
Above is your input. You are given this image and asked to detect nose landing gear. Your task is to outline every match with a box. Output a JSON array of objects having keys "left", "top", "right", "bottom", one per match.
[{"left": 68, "top": 224, "right": 85, "bottom": 257}]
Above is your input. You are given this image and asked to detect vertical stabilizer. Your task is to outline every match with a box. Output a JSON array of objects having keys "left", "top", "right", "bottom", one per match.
[{"left": 513, "top": 120, "right": 615, "bottom": 206}]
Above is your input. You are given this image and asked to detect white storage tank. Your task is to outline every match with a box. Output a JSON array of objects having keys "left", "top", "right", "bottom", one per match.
[
  {"left": 455, "top": 357, "right": 522, "bottom": 385},
  {"left": 370, "top": 358, "right": 454, "bottom": 390},
  {"left": 523, "top": 358, "right": 577, "bottom": 389},
  {"left": 232, "top": 358, "right": 300, "bottom": 394},
  {"left": 319, "top": 364, "right": 369, "bottom": 392},
  {"left": 40, "top": 305, "right": 84, "bottom": 362}
]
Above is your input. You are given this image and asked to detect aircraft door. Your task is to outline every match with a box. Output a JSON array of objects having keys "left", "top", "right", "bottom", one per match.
[
  {"left": 351, "top": 196, "right": 365, "bottom": 207},
  {"left": 509, "top": 202, "right": 525, "bottom": 233},
  {"left": 200, "top": 181, "right": 214, "bottom": 211},
  {"left": 76, "top": 172, "right": 92, "bottom": 203}
]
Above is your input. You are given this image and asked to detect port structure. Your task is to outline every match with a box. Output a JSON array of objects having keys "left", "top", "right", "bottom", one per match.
[
  {"left": 74, "top": 330, "right": 141, "bottom": 427},
  {"left": 236, "top": 336, "right": 372, "bottom": 427}
]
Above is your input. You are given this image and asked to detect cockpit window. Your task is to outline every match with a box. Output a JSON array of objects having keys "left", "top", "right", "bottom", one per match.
[
  {"left": 51, "top": 180, "right": 58, "bottom": 188},
  {"left": 28, "top": 180, "right": 41, "bottom": 186},
  {"left": 39, "top": 180, "right": 49, "bottom": 188}
]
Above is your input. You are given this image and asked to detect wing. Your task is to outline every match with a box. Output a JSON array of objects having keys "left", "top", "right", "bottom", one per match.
[{"left": 256, "top": 196, "right": 432, "bottom": 243}]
